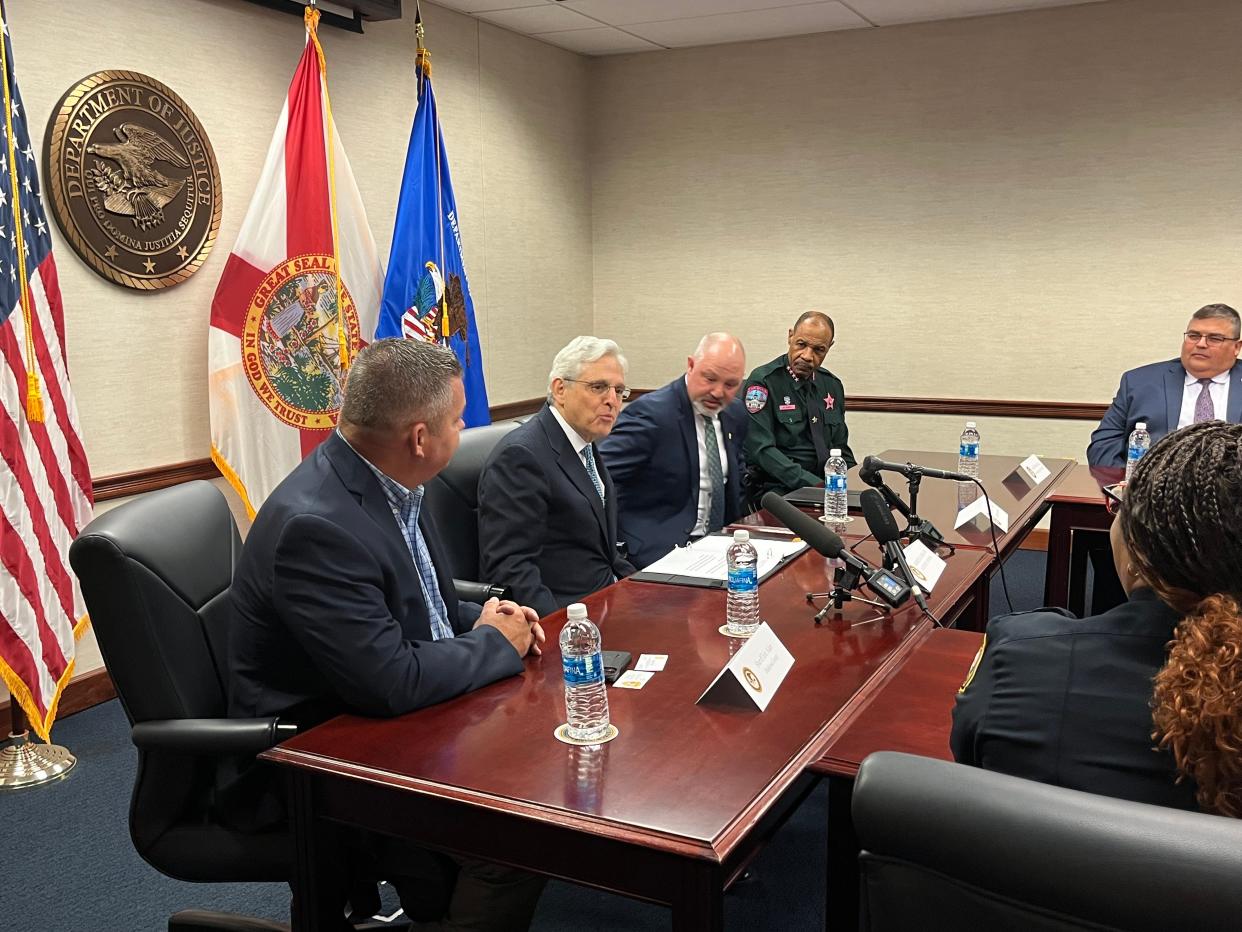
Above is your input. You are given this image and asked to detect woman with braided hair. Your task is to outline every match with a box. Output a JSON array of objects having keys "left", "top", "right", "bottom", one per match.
[{"left": 952, "top": 420, "right": 1242, "bottom": 813}]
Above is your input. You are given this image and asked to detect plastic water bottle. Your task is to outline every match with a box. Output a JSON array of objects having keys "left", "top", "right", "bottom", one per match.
[
  {"left": 559, "top": 604, "right": 610, "bottom": 742},
  {"left": 726, "top": 529, "right": 760, "bottom": 637},
  {"left": 823, "top": 448, "right": 849, "bottom": 523},
  {"left": 1125, "top": 422, "right": 1150, "bottom": 482},
  {"left": 958, "top": 421, "right": 981, "bottom": 479}
]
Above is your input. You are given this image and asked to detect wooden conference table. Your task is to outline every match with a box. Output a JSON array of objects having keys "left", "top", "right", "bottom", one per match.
[
  {"left": 1043, "top": 463, "right": 1122, "bottom": 614},
  {"left": 841, "top": 449, "right": 1075, "bottom": 629},
  {"left": 265, "top": 552, "right": 991, "bottom": 929},
  {"left": 262, "top": 451, "right": 1067, "bottom": 930},
  {"left": 811, "top": 626, "right": 985, "bottom": 930}
]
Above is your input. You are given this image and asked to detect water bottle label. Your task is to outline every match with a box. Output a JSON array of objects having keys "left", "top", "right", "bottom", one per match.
[
  {"left": 563, "top": 651, "right": 604, "bottom": 686},
  {"left": 826, "top": 474, "right": 847, "bottom": 493},
  {"left": 959, "top": 442, "right": 979, "bottom": 458},
  {"left": 728, "top": 565, "right": 758, "bottom": 593}
]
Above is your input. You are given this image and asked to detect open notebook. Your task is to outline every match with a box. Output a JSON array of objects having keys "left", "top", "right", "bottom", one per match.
[{"left": 630, "top": 534, "right": 809, "bottom": 589}]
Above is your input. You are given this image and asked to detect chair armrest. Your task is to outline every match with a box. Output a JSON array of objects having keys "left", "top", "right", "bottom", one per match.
[
  {"left": 453, "top": 578, "right": 510, "bottom": 603},
  {"left": 131, "top": 718, "right": 297, "bottom": 755}
]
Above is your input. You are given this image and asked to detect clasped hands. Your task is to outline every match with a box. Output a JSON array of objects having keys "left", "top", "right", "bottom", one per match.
[{"left": 476, "top": 597, "right": 545, "bottom": 659}]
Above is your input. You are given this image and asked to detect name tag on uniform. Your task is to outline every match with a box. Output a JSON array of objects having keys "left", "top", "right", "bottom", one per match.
[{"left": 778, "top": 404, "right": 797, "bottom": 411}]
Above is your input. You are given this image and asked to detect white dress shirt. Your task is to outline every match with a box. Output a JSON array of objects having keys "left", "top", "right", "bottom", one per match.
[{"left": 1177, "top": 369, "right": 1230, "bottom": 429}]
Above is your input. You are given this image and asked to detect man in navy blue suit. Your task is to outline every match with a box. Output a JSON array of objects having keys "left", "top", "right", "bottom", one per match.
[
  {"left": 478, "top": 336, "right": 636, "bottom": 617},
  {"left": 1088, "top": 304, "right": 1242, "bottom": 466},
  {"left": 229, "top": 338, "right": 546, "bottom": 929},
  {"left": 598, "top": 333, "right": 749, "bottom": 569}
]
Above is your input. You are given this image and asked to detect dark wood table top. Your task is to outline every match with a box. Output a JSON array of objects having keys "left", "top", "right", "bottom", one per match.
[
  {"left": 848, "top": 449, "right": 1076, "bottom": 552},
  {"left": 264, "top": 545, "right": 992, "bottom": 864},
  {"left": 812, "top": 626, "right": 985, "bottom": 779},
  {"left": 1049, "top": 462, "right": 1124, "bottom": 505}
]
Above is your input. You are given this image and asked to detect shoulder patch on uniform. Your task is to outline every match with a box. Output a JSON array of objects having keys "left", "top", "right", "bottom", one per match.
[
  {"left": 959, "top": 635, "right": 987, "bottom": 694},
  {"left": 745, "top": 385, "right": 768, "bottom": 414}
]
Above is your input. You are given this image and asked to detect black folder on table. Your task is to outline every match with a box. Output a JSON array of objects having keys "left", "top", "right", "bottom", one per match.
[{"left": 782, "top": 486, "right": 862, "bottom": 509}]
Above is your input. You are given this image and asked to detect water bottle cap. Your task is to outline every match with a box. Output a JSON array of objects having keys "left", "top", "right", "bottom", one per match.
[
  {"left": 566, "top": 603, "right": 587, "bottom": 620},
  {"left": 829, "top": 448, "right": 841, "bottom": 457},
  {"left": 1136, "top": 422, "right": 1146, "bottom": 430},
  {"left": 965, "top": 421, "right": 976, "bottom": 428},
  {"left": 733, "top": 529, "right": 750, "bottom": 542}
]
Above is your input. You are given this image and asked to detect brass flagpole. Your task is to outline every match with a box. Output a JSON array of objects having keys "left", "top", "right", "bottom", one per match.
[{"left": 0, "top": 701, "right": 76, "bottom": 790}]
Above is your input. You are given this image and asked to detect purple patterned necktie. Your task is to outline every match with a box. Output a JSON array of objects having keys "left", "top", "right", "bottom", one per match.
[{"left": 1194, "top": 378, "right": 1215, "bottom": 423}]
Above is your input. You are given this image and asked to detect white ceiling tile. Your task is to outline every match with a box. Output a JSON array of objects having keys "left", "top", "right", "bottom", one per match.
[
  {"left": 559, "top": 0, "right": 805, "bottom": 28},
  {"left": 428, "top": 0, "right": 550, "bottom": 13},
  {"left": 533, "top": 26, "right": 664, "bottom": 55},
  {"left": 626, "top": 2, "right": 870, "bottom": 48},
  {"left": 844, "top": 0, "right": 1108, "bottom": 27},
  {"left": 474, "top": 4, "right": 600, "bottom": 33}
]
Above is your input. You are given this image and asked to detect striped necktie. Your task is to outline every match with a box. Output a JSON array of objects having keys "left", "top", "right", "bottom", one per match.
[
  {"left": 702, "top": 416, "right": 725, "bottom": 532},
  {"left": 581, "top": 446, "right": 605, "bottom": 501}
]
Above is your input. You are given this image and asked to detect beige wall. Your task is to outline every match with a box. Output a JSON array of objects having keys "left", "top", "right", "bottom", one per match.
[
  {"left": 589, "top": 0, "right": 1242, "bottom": 461},
  {"left": 10, "top": 0, "right": 592, "bottom": 478}
]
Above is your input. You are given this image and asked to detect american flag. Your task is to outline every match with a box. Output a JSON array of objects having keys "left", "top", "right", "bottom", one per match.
[{"left": 0, "top": 6, "right": 93, "bottom": 742}]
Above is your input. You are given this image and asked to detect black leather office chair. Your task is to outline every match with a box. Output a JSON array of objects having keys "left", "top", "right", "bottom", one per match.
[
  {"left": 852, "top": 751, "right": 1242, "bottom": 932},
  {"left": 69, "top": 481, "right": 292, "bottom": 930},
  {"left": 423, "top": 420, "right": 520, "bottom": 591}
]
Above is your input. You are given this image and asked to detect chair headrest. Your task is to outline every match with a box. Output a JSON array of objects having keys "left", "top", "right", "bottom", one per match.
[{"left": 70, "top": 480, "right": 240, "bottom": 611}]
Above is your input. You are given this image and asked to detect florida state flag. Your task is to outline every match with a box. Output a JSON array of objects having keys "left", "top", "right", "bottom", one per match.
[{"left": 209, "top": 7, "right": 381, "bottom": 517}]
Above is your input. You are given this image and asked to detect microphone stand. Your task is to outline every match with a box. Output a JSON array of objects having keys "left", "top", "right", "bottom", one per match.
[
  {"left": 900, "top": 468, "right": 951, "bottom": 553},
  {"left": 806, "top": 563, "right": 889, "bottom": 626}
]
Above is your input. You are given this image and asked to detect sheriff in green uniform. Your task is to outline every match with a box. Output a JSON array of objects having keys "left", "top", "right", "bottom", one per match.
[{"left": 743, "top": 311, "right": 855, "bottom": 503}]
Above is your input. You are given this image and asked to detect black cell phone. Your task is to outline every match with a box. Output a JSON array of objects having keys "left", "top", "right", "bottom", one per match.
[{"left": 602, "top": 650, "right": 632, "bottom": 685}]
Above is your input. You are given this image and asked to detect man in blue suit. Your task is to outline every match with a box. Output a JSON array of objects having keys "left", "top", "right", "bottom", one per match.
[
  {"left": 598, "top": 333, "right": 749, "bottom": 569},
  {"left": 1087, "top": 304, "right": 1242, "bottom": 466},
  {"left": 229, "top": 338, "right": 546, "bottom": 929}
]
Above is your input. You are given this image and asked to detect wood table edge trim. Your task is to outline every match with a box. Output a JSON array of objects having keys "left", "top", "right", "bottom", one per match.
[{"left": 262, "top": 746, "right": 733, "bottom": 862}]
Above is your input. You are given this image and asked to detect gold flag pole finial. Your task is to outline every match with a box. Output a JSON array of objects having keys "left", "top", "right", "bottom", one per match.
[{"left": 414, "top": 2, "right": 430, "bottom": 79}]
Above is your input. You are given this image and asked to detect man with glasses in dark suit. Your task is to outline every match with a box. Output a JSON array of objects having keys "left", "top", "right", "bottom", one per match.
[
  {"left": 478, "top": 336, "right": 636, "bottom": 618},
  {"left": 1088, "top": 303, "right": 1242, "bottom": 467}
]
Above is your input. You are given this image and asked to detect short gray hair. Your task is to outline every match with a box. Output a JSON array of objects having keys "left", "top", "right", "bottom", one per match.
[
  {"left": 340, "top": 338, "right": 462, "bottom": 432},
  {"left": 1192, "top": 304, "right": 1241, "bottom": 339},
  {"left": 546, "top": 336, "right": 628, "bottom": 401}
]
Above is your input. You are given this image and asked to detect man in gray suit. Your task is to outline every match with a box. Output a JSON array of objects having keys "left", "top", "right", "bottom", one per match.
[{"left": 1087, "top": 304, "right": 1242, "bottom": 466}]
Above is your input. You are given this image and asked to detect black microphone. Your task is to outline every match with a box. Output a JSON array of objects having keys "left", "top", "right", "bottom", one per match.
[
  {"left": 861, "top": 454, "right": 973, "bottom": 484},
  {"left": 760, "top": 492, "right": 911, "bottom": 608},
  {"left": 860, "top": 488, "right": 930, "bottom": 614}
]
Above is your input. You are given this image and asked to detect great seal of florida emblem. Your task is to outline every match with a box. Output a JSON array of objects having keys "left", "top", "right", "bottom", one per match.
[
  {"left": 43, "top": 70, "right": 221, "bottom": 290},
  {"left": 242, "top": 255, "right": 361, "bottom": 430}
]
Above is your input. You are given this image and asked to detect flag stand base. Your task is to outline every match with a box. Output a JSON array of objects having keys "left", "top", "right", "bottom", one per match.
[{"left": 0, "top": 731, "right": 76, "bottom": 789}]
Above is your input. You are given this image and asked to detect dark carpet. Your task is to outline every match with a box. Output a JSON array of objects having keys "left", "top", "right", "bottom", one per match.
[{"left": 3, "top": 549, "right": 1048, "bottom": 931}]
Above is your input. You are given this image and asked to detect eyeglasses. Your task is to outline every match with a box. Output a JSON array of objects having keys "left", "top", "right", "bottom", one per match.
[
  {"left": 1184, "top": 331, "right": 1239, "bottom": 346},
  {"left": 563, "top": 379, "right": 631, "bottom": 401},
  {"left": 1102, "top": 482, "right": 1125, "bottom": 516}
]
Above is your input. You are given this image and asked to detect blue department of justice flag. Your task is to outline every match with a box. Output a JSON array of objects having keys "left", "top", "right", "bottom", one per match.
[{"left": 377, "top": 47, "right": 489, "bottom": 426}]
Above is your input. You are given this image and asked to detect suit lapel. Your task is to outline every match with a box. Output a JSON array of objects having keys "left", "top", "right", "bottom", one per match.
[
  {"left": 1229, "top": 362, "right": 1242, "bottom": 424},
  {"left": 539, "top": 408, "right": 610, "bottom": 544},
  {"left": 323, "top": 433, "right": 409, "bottom": 556},
  {"left": 1164, "top": 363, "right": 1183, "bottom": 436},
  {"left": 674, "top": 379, "right": 699, "bottom": 511}
]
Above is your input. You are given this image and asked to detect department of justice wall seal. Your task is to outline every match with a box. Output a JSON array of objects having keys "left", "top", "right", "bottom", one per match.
[{"left": 43, "top": 70, "right": 221, "bottom": 290}]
